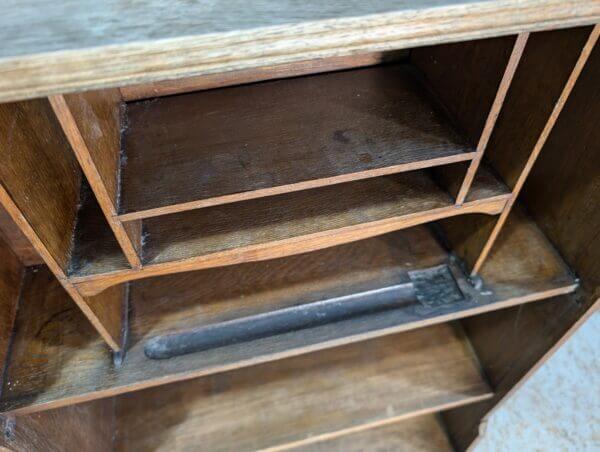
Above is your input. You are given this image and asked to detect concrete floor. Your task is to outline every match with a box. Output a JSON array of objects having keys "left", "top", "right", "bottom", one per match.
[{"left": 473, "top": 311, "right": 599, "bottom": 451}]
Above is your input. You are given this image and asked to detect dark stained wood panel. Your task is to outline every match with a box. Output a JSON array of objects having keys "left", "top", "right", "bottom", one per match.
[
  {"left": 120, "top": 64, "right": 474, "bottom": 219},
  {"left": 0, "top": 99, "right": 82, "bottom": 274},
  {"left": 0, "top": 398, "right": 114, "bottom": 452},
  {"left": 69, "top": 183, "right": 130, "bottom": 277},
  {"left": 0, "top": 209, "right": 576, "bottom": 414},
  {"left": 0, "top": 235, "right": 23, "bottom": 390},
  {"left": 0, "top": 205, "right": 42, "bottom": 266},
  {"left": 114, "top": 322, "right": 491, "bottom": 452},
  {"left": 483, "top": 27, "right": 593, "bottom": 190}
]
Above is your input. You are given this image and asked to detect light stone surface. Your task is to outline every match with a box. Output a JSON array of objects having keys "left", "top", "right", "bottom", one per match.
[{"left": 475, "top": 311, "right": 599, "bottom": 451}]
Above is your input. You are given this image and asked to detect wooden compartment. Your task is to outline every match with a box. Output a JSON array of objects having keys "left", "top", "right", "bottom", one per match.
[
  {"left": 0, "top": 207, "right": 576, "bottom": 415},
  {"left": 0, "top": 8, "right": 598, "bottom": 451},
  {"left": 118, "top": 64, "right": 476, "bottom": 220}
]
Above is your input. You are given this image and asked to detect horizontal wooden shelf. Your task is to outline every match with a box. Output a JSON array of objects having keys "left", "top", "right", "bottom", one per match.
[
  {"left": 70, "top": 166, "right": 510, "bottom": 294},
  {"left": 0, "top": 208, "right": 576, "bottom": 414},
  {"left": 118, "top": 65, "right": 475, "bottom": 220},
  {"left": 115, "top": 322, "right": 490, "bottom": 451},
  {"left": 294, "top": 415, "right": 454, "bottom": 452}
]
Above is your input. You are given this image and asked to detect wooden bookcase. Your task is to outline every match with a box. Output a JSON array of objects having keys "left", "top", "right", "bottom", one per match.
[{"left": 0, "top": 2, "right": 598, "bottom": 451}]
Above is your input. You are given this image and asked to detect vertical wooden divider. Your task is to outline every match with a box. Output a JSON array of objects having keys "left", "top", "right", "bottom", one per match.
[
  {"left": 454, "top": 33, "right": 528, "bottom": 204},
  {"left": 470, "top": 25, "right": 599, "bottom": 274},
  {"left": 0, "top": 99, "right": 126, "bottom": 352},
  {"left": 49, "top": 91, "right": 142, "bottom": 268}
]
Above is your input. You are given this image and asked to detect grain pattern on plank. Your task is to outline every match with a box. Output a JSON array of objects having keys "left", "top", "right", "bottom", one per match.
[
  {"left": 412, "top": 34, "right": 528, "bottom": 203},
  {"left": 120, "top": 64, "right": 474, "bottom": 219},
  {"left": 72, "top": 167, "right": 510, "bottom": 294},
  {"left": 483, "top": 26, "right": 593, "bottom": 191},
  {"left": 0, "top": 213, "right": 576, "bottom": 415},
  {"left": 1, "top": 1, "right": 598, "bottom": 102},
  {"left": 121, "top": 50, "right": 409, "bottom": 101},
  {"left": 114, "top": 322, "right": 491, "bottom": 452},
  {"left": 69, "top": 182, "right": 130, "bottom": 277},
  {"left": 49, "top": 92, "right": 142, "bottom": 268},
  {"left": 0, "top": 205, "right": 42, "bottom": 266},
  {"left": 442, "top": 43, "right": 600, "bottom": 448},
  {"left": 520, "top": 38, "right": 600, "bottom": 295},
  {"left": 0, "top": 235, "right": 23, "bottom": 391},
  {"left": 0, "top": 99, "right": 82, "bottom": 274},
  {"left": 470, "top": 25, "right": 598, "bottom": 274},
  {"left": 0, "top": 398, "right": 114, "bottom": 452},
  {"left": 299, "top": 415, "right": 453, "bottom": 452}
]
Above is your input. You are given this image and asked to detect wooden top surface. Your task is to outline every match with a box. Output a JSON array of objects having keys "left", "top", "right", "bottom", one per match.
[{"left": 0, "top": 0, "right": 598, "bottom": 102}]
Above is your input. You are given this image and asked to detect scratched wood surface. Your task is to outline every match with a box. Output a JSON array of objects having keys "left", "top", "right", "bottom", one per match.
[
  {"left": 0, "top": 208, "right": 576, "bottom": 415},
  {"left": 115, "top": 322, "right": 491, "bottom": 452},
  {"left": 0, "top": 1, "right": 598, "bottom": 102},
  {"left": 120, "top": 64, "right": 474, "bottom": 219}
]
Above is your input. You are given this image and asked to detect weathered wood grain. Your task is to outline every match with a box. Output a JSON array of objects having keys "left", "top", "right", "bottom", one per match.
[
  {"left": 0, "top": 205, "right": 42, "bottom": 266},
  {"left": 0, "top": 398, "right": 114, "bottom": 452},
  {"left": 119, "top": 64, "right": 474, "bottom": 219},
  {"left": 115, "top": 322, "right": 491, "bottom": 452},
  {"left": 0, "top": 235, "right": 23, "bottom": 392},
  {"left": 0, "top": 209, "right": 576, "bottom": 415},
  {"left": 72, "top": 167, "right": 510, "bottom": 294},
  {"left": 442, "top": 36, "right": 600, "bottom": 450},
  {"left": 0, "top": 99, "right": 82, "bottom": 275},
  {"left": 49, "top": 92, "right": 142, "bottom": 268},
  {"left": 298, "top": 415, "right": 453, "bottom": 452},
  {"left": 120, "top": 51, "right": 409, "bottom": 101},
  {"left": 0, "top": 1, "right": 598, "bottom": 102},
  {"left": 471, "top": 25, "right": 599, "bottom": 274}
]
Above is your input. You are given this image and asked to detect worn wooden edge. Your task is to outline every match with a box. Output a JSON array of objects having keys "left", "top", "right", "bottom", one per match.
[
  {"left": 464, "top": 297, "right": 599, "bottom": 452},
  {"left": 3, "top": 283, "right": 576, "bottom": 417},
  {"left": 471, "top": 24, "right": 600, "bottom": 274},
  {"left": 48, "top": 95, "right": 142, "bottom": 269},
  {"left": 456, "top": 32, "right": 530, "bottom": 204},
  {"left": 0, "top": 1, "right": 598, "bottom": 102},
  {"left": 265, "top": 395, "right": 493, "bottom": 452},
  {"left": 0, "top": 185, "right": 122, "bottom": 351},
  {"left": 119, "top": 50, "right": 409, "bottom": 102},
  {"left": 117, "top": 153, "right": 477, "bottom": 222},
  {"left": 73, "top": 195, "right": 511, "bottom": 297}
]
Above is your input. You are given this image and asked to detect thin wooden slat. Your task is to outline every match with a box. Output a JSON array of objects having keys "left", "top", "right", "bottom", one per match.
[
  {"left": 471, "top": 25, "right": 599, "bottom": 274},
  {"left": 120, "top": 50, "right": 409, "bottom": 101},
  {"left": 114, "top": 322, "right": 491, "bottom": 452},
  {"left": 71, "top": 166, "right": 511, "bottom": 295},
  {"left": 119, "top": 64, "right": 475, "bottom": 220},
  {"left": 0, "top": 208, "right": 576, "bottom": 415},
  {"left": 0, "top": 1, "right": 598, "bottom": 102},
  {"left": 298, "top": 415, "right": 453, "bottom": 452},
  {"left": 48, "top": 92, "right": 142, "bottom": 268},
  {"left": 455, "top": 33, "right": 529, "bottom": 204},
  {"left": 0, "top": 99, "right": 125, "bottom": 351},
  {"left": 411, "top": 34, "right": 528, "bottom": 203}
]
